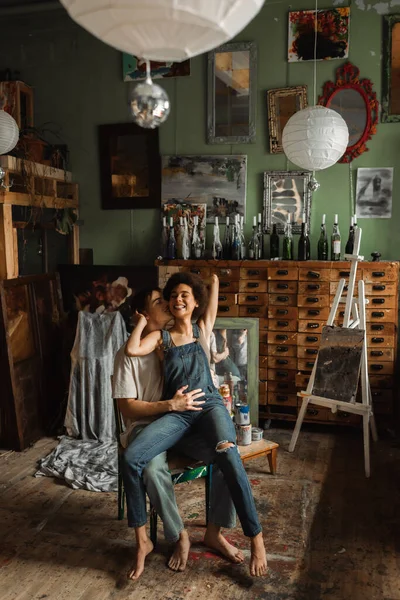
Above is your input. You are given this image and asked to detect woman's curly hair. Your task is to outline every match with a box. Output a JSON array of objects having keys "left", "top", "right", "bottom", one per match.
[{"left": 163, "top": 272, "right": 208, "bottom": 318}]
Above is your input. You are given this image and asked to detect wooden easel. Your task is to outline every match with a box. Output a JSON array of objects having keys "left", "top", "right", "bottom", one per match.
[{"left": 289, "top": 227, "right": 378, "bottom": 477}]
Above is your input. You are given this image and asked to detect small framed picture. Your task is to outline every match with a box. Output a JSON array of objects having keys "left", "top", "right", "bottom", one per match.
[{"left": 263, "top": 170, "right": 312, "bottom": 234}]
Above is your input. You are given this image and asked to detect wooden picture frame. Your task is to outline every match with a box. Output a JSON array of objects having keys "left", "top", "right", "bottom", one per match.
[
  {"left": 267, "top": 86, "right": 308, "bottom": 153},
  {"left": 207, "top": 41, "right": 257, "bottom": 144},
  {"left": 382, "top": 14, "right": 400, "bottom": 123},
  {"left": 263, "top": 170, "right": 312, "bottom": 234},
  {"left": 98, "top": 122, "right": 160, "bottom": 210}
]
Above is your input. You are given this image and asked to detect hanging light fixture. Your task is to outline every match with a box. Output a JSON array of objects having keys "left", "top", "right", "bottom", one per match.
[
  {"left": 282, "top": 0, "right": 348, "bottom": 174},
  {"left": 59, "top": 0, "right": 266, "bottom": 62},
  {"left": 130, "top": 60, "right": 170, "bottom": 128},
  {"left": 0, "top": 109, "right": 19, "bottom": 155}
]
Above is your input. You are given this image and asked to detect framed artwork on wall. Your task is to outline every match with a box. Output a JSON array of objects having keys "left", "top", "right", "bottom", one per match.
[
  {"left": 267, "top": 86, "right": 308, "bottom": 153},
  {"left": 207, "top": 41, "right": 257, "bottom": 144},
  {"left": 356, "top": 168, "right": 393, "bottom": 219},
  {"left": 161, "top": 155, "right": 247, "bottom": 224},
  {"left": 288, "top": 8, "right": 350, "bottom": 62},
  {"left": 382, "top": 14, "right": 400, "bottom": 122},
  {"left": 98, "top": 122, "right": 160, "bottom": 210},
  {"left": 122, "top": 54, "right": 190, "bottom": 82},
  {"left": 263, "top": 170, "right": 312, "bottom": 234}
]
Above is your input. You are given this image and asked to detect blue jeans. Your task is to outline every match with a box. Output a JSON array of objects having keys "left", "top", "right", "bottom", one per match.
[{"left": 122, "top": 399, "right": 262, "bottom": 538}]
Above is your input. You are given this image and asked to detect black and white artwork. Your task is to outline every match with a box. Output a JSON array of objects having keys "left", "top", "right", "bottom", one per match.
[
  {"left": 263, "top": 170, "right": 312, "bottom": 234},
  {"left": 356, "top": 168, "right": 393, "bottom": 219}
]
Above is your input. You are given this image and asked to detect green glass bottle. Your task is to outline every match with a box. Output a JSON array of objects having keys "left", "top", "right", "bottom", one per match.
[
  {"left": 317, "top": 214, "right": 328, "bottom": 261},
  {"left": 282, "top": 214, "right": 293, "bottom": 260}
]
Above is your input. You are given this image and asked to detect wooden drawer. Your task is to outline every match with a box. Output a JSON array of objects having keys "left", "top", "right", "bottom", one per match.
[
  {"left": 267, "top": 267, "right": 298, "bottom": 280},
  {"left": 268, "top": 356, "right": 297, "bottom": 369},
  {"left": 366, "top": 308, "right": 397, "bottom": 322},
  {"left": 239, "top": 280, "right": 268, "bottom": 293},
  {"left": 239, "top": 305, "right": 268, "bottom": 318},
  {"left": 298, "top": 294, "right": 329, "bottom": 308},
  {"left": 297, "top": 333, "right": 321, "bottom": 346},
  {"left": 362, "top": 264, "right": 398, "bottom": 282},
  {"left": 328, "top": 411, "right": 362, "bottom": 426},
  {"left": 268, "top": 380, "right": 297, "bottom": 393},
  {"left": 213, "top": 267, "right": 240, "bottom": 281},
  {"left": 259, "top": 381, "right": 268, "bottom": 405},
  {"left": 298, "top": 320, "right": 325, "bottom": 333},
  {"left": 368, "top": 296, "right": 396, "bottom": 309},
  {"left": 218, "top": 280, "right": 239, "bottom": 293},
  {"left": 331, "top": 281, "right": 397, "bottom": 296},
  {"left": 259, "top": 367, "right": 267, "bottom": 380},
  {"left": 369, "top": 375, "right": 393, "bottom": 389},
  {"left": 268, "top": 391, "right": 297, "bottom": 406},
  {"left": 369, "top": 362, "right": 394, "bottom": 375},
  {"left": 367, "top": 348, "right": 394, "bottom": 362},
  {"left": 299, "top": 268, "right": 331, "bottom": 281},
  {"left": 240, "top": 266, "right": 268, "bottom": 279},
  {"left": 330, "top": 267, "right": 361, "bottom": 281},
  {"left": 367, "top": 334, "right": 395, "bottom": 348},
  {"left": 366, "top": 322, "right": 395, "bottom": 335},
  {"left": 298, "top": 281, "right": 329, "bottom": 294},
  {"left": 238, "top": 293, "right": 268, "bottom": 306},
  {"left": 267, "top": 344, "right": 297, "bottom": 357},
  {"left": 182, "top": 266, "right": 211, "bottom": 277},
  {"left": 259, "top": 342, "right": 268, "bottom": 356},
  {"left": 217, "top": 292, "right": 237, "bottom": 306},
  {"left": 297, "top": 358, "right": 316, "bottom": 371},
  {"left": 269, "top": 294, "right": 297, "bottom": 306},
  {"left": 297, "top": 346, "right": 319, "bottom": 359},
  {"left": 298, "top": 306, "right": 330, "bottom": 320},
  {"left": 268, "top": 319, "right": 297, "bottom": 332},
  {"left": 217, "top": 305, "right": 239, "bottom": 317},
  {"left": 295, "top": 372, "right": 310, "bottom": 388},
  {"left": 267, "top": 331, "right": 298, "bottom": 345},
  {"left": 267, "top": 368, "right": 296, "bottom": 382},
  {"left": 268, "top": 306, "right": 298, "bottom": 319},
  {"left": 268, "top": 280, "right": 298, "bottom": 294},
  {"left": 304, "top": 406, "right": 332, "bottom": 421}
]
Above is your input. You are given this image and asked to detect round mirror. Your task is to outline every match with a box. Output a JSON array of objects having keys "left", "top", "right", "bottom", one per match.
[{"left": 328, "top": 88, "right": 367, "bottom": 147}]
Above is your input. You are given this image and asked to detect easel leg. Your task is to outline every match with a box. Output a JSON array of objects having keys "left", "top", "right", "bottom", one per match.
[
  {"left": 288, "top": 397, "right": 310, "bottom": 452},
  {"left": 363, "top": 412, "right": 371, "bottom": 478}
]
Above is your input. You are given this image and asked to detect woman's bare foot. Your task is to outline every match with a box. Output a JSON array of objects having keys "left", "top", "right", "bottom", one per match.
[
  {"left": 127, "top": 537, "right": 154, "bottom": 581},
  {"left": 249, "top": 532, "right": 267, "bottom": 577},
  {"left": 168, "top": 529, "right": 191, "bottom": 571},
  {"left": 204, "top": 524, "right": 244, "bottom": 564}
]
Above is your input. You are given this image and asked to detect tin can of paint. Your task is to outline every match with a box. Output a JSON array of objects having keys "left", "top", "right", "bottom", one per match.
[
  {"left": 234, "top": 403, "right": 250, "bottom": 425},
  {"left": 251, "top": 427, "right": 263, "bottom": 442},
  {"left": 236, "top": 424, "right": 252, "bottom": 446}
]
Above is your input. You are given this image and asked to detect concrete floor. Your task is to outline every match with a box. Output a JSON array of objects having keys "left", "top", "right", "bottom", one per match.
[{"left": 1, "top": 426, "right": 400, "bottom": 600}]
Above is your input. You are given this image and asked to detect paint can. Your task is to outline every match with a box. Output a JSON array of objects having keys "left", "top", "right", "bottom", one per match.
[
  {"left": 234, "top": 403, "right": 250, "bottom": 425},
  {"left": 251, "top": 427, "right": 263, "bottom": 442},
  {"left": 236, "top": 424, "right": 252, "bottom": 446}
]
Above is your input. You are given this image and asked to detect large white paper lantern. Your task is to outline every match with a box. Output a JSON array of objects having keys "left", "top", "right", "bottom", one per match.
[
  {"left": 59, "top": 0, "right": 266, "bottom": 61},
  {"left": 0, "top": 110, "right": 19, "bottom": 155},
  {"left": 282, "top": 106, "right": 349, "bottom": 171}
]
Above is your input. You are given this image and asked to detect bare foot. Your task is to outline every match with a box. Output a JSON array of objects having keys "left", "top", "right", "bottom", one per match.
[
  {"left": 168, "top": 529, "right": 191, "bottom": 572},
  {"left": 127, "top": 537, "right": 154, "bottom": 581},
  {"left": 249, "top": 532, "right": 267, "bottom": 577},
  {"left": 204, "top": 527, "right": 244, "bottom": 564}
]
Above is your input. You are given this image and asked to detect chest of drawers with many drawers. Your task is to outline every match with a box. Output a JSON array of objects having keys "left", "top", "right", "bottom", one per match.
[{"left": 156, "top": 260, "right": 399, "bottom": 427}]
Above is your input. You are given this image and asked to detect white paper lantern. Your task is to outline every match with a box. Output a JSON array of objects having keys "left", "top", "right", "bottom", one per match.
[
  {"left": 282, "top": 106, "right": 349, "bottom": 171},
  {"left": 0, "top": 110, "right": 19, "bottom": 155},
  {"left": 59, "top": 0, "right": 266, "bottom": 61}
]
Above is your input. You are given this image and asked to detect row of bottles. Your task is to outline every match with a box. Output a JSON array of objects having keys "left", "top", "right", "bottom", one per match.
[{"left": 161, "top": 213, "right": 357, "bottom": 261}]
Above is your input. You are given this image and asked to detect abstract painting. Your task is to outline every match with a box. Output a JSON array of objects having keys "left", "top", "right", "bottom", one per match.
[
  {"left": 163, "top": 203, "right": 207, "bottom": 250},
  {"left": 122, "top": 54, "right": 190, "bottom": 82},
  {"left": 356, "top": 168, "right": 393, "bottom": 219},
  {"left": 263, "top": 170, "right": 312, "bottom": 234},
  {"left": 288, "top": 8, "right": 350, "bottom": 62},
  {"left": 162, "top": 155, "right": 247, "bottom": 224}
]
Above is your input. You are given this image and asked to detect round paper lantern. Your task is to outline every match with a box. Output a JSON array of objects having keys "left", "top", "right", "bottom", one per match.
[
  {"left": 282, "top": 106, "right": 349, "bottom": 171},
  {"left": 0, "top": 110, "right": 19, "bottom": 155},
  {"left": 59, "top": 0, "right": 266, "bottom": 61}
]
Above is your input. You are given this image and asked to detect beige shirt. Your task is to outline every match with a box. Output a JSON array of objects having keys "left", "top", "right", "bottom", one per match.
[{"left": 112, "top": 342, "right": 163, "bottom": 447}]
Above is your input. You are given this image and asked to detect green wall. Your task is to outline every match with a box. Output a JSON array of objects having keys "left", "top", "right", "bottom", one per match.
[{"left": 0, "top": 0, "right": 397, "bottom": 264}]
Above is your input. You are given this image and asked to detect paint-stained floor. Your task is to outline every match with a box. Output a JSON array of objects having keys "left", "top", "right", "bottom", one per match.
[{"left": 1, "top": 427, "right": 400, "bottom": 600}]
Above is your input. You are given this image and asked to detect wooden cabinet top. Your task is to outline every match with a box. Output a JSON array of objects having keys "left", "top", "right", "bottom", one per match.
[{"left": 156, "top": 259, "right": 399, "bottom": 270}]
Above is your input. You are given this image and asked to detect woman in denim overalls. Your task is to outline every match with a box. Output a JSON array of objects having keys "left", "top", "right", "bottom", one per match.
[{"left": 123, "top": 272, "right": 267, "bottom": 576}]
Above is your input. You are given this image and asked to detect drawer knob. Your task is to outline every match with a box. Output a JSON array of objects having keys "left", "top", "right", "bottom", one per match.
[
  {"left": 307, "top": 323, "right": 319, "bottom": 329},
  {"left": 277, "top": 382, "right": 289, "bottom": 389},
  {"left": 371, "top": 364, "right": 383, "bottom": 370},
  {"left": 220, "top": 269, "right": 231, "bottom": 275},
  {"left": 276, "top": 334, "right": 288, "bottom": 341},
  {"left": 246, "top": 295, "right": 259, "bottom": 301},
  {"left": 307, "top": 271, "right": 320, "bottom": 278},
  {"left": 372, "top": 271, "right": 385, "bottom": 277},
  {"left": 371, "top": 350, "right": 383, "bottom": 357},
  {"left": 307, "top": 408, "right": 318, "bottom": 416},
  {"left": 277, "top": 296, "right": 289, "bottom": 302},
  {"left": 248, "top": 282, "right": 259, "bottom": 288},
  {"left": 373, "top": 285, "right": 386, "bottom": 291},
  {"left": 371, "top": 337, "right": 384, "bottom": 343},
  {"left": 371, "top": 324, "right": 384, "bottom": 331},
  {"left": 218, "top": 295, "right": 227, "bottom": 301},
  {"left": 277, "top": 321, "right": 289, "bottom": 327},
  {"left": 190, "top": 269, "right": 201, "bottom": 274},
  {"left": 339, "top": 271, "right": 350, "bottom": 277},
  {"left": 306, "top": 297, "right": 319, "bottom": 303},
  {"left": 276, "top": 346, "right": 289, "bottom": 352},
  {"left": 306, "top": 349, "right": 318, "bottom": 355},
  {"left": 218, "top": 306, "right": 230, "bottom": 312},
  {"left": 277, "top": 359, "right": 288, "bottom": 365},
  {"left": 220, "top": 281, "right": 230, "bottom": 288},
  {"left": 277, "top": 309, "right": 288, "bottom": 315},
  {"left": 247, "top": 307, "right": 260, "bottom": 314},
  {"left": 277, "top": 283, "right": 289, "bottom": 290},
  {"left": 276, "top": 395, "right": 289, "bottom": 402},
  {"left": 306, "top": 361, "right": 314, "bottom": 368},
  {"left": 277, "top": 371, "right": 288, "bottom": 377},
  {"left": 372, "top": 298, "right": 385, "bottom": 304},
  {"left": 277, "top": 270, "right": 288, "bottom": 275},
  {"left": 306, "top": 336, "right": 318, "bottom": 342},
  {"left": 372, "top": 311, "right": 384, "bottom": 318},
  {"left": 248, "top": 269, "right": 259, "bottom": 276},
  {"left": 307, "top": 284, "right": 320, "bottom": 290},
  {"left": 308, "top": 309, "right": 320, "bottom": 316}
]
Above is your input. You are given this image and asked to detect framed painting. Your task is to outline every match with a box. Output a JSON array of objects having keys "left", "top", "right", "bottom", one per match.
[
  {"left": 356, "top": 168, "right": 393, "bottom": 219},
  {"left": 98, "top": 122, "right": 160, "bottom": 210},
  {"left": 382, "top": 14, "right": 400, "bottom": 122},
  {"left": 207, "top": 41, "right": 257, "bottom": 144},
  {"left": 263, "top": 170, "right": 312, "bottom": 234},
  {"left": 288, "top": 8, "right": 350, "bottom": 62},
  {"left": 122, "top": 54, "right": 190, "bottom": 82},
  {"left": 267, "top": 86, "right": 308, "bottom": 153},
  {"left": 161, "top": 155, "right": 247, "bottom": 224}
]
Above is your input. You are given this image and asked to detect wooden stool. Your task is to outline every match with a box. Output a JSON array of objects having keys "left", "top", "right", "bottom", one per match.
[{"left": 239, "top": 439, "right": 279, "bottom": 474}]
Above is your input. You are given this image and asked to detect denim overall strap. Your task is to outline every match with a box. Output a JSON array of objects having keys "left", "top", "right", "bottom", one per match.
[
  {"left": 161, "top": 328, "right": 172, "bottom": 350},
  {"left": 192, "top": 323, "right": 200, "bottom": 339}
]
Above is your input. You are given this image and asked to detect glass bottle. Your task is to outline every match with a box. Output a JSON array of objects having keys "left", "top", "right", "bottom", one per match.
[
  {"left": 270, "top": 223, "right": 280, "bottom": 259},
  {"left": 282, "top": 214, "right": 293, "bottom": 260},
  {"left": 176, "top": 216, "right": 184, "bottom": 259},
  {"left": 257, "top": 212, "right": 264, "bottom": 259},
  {"left": 353, "top": 213, "right": 358, "bottom": 231},
  {"left": 191, "top": 215, "right": 202, "bottom": 259},
  {"left": 161, "top": 215, "right": 169, "bottom": 258},
  {"left": 331, "top": 214, "right": 341, "bottom": 261},
  {"left": 239, "top": 215, "right": 246, "bottom": 259},
  {"left": 211, "top": 216, "right": 223, "bottom": 259},
  {"left": 345, "top": 216, "right": 355, "bottom": 255},
  {"left": 181, "top": 216, "right": 190, "bottom": 260},
  {"left": 231, "top": 215, "right": 241, "bottom": 260},
  {"left": 166, "top": 216, "right": 176, "bottom": 259},
  {"left": 317, "top": 214, "right": 328, "bottom": 261},
  {"left": 298, "top": 212, "right": 310, "bottom": 260},
  {"left": 223, "top": 216, "right": 231, "bottom": 259},
  {"left": 248, "top": 216, "right": 260, "bottom": 260}
]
